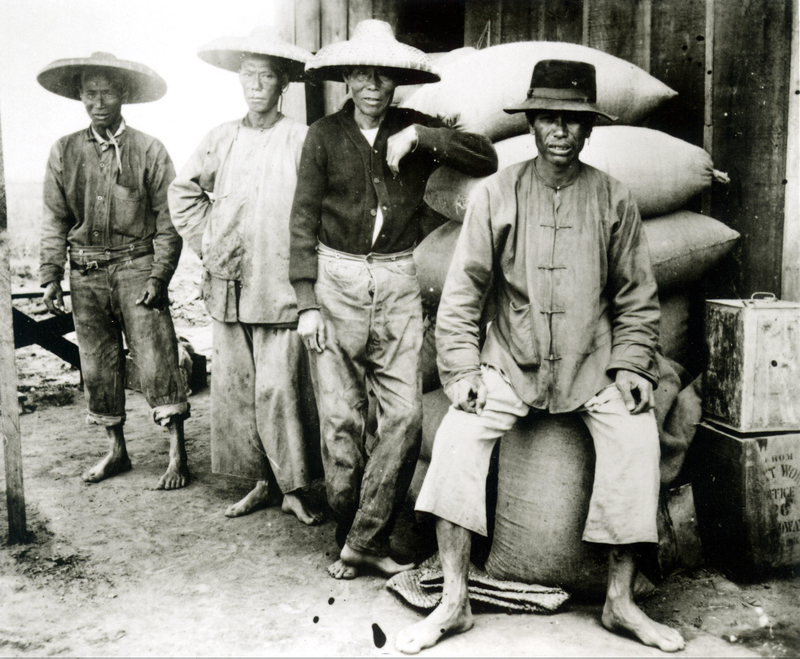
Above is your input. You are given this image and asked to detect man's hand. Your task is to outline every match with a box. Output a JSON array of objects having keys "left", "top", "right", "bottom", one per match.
[
  {"left": 43, "top": 281, "right": 66, "bottom": 315},
  {"left": 615, "top": 369, "right": 654, "bottom": 414},
  {"left": 386, "top": 126, "right": 418, "bottom": 176},
  {"left": 298, "top": 309, "right": 327, "bottom": 353},
  {"left": 444, "top": 373, "right": 488, "bottom": 415},
  {"left": 136, "top": 277, "right": 165, "bottom": 308}
]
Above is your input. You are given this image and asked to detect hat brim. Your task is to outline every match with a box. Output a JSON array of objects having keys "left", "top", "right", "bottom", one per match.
[
  {"left": 504, "top": 97, "right": 617, "bottom": 122},
  {"left": 306, "top": 63, "right": 440, "bottom": 86},
  {"left": 197, "top": 36, "right": 310, "bottom": 82},
  {"left": 37, "top": 57, "right": 166, "bottom": 103}
]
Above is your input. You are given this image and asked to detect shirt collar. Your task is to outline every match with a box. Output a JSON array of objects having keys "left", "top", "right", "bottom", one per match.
[{"left": 89, "top": 118, "right": 126, "bottom": 145}]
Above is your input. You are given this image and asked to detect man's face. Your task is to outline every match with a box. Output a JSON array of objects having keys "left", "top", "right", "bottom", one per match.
[
  {"left": 344, "top": 67, "right": 397, "bottom": 121},
  {"left": 239, "top": 56, "right": 285, "bottom": 115},
  {"left": 80, "top": 73, "right": 125, "bottom": 131},
  {"left": 530, "top": 111, "right": 592, "bottom": 168}
]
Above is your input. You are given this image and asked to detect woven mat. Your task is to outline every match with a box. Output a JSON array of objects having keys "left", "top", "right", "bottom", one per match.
[{"left": 386, "top": 553, "right": 570, "bottom": 613}]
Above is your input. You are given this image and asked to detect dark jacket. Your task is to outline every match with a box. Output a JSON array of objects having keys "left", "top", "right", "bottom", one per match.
[
  {"left": 289, "top": 99, "right": 497, "bottom": 311},
  {"left": 40, "top": 124, "right": 180, "bottom": 287}
]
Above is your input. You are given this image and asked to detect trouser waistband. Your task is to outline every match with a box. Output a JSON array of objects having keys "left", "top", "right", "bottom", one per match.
[
  {"left": 69, "top": 242, "right": 154, "bottom": 274},
  {"left": 316, "top": 242, "right": 414, "bottom": 263}
]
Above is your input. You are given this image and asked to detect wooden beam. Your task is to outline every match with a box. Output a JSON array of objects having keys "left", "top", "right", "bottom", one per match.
[
  {"left": 781, "top": 0, "right": 800, "bottom": 301},
  {"left": 0, "top": 112, "right": 27, "bottom": 544},
  {"left": 501, "top": 0, "right": 535, "bottom": 44},
  {"left": 464, "top": 0, "right": 497, "bottom": 47},
  {"left": 543, "top": 0, "right": 584, "bottom": 45}
]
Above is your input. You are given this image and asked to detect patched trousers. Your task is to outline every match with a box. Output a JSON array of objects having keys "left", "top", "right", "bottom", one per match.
[
  {"left": 310, "top": 244, "right": 423, "bottom": 557},
  {"left": 416, "top": 365, "right": 660, "bottom": 545},
  {"left": 69, "top": 252, "right": 188, "bottom": 427},
  {"left": 211, "top": 321, "right": 317, "bottom": 495}
]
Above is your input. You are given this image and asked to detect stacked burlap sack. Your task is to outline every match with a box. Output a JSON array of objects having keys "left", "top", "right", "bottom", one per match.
[{"left": 404, "top": 41, "right": 738, "bottom": 597}]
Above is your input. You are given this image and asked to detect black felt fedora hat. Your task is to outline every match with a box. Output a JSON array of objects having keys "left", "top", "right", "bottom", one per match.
[{"left": 504, "top": 59, "right": 617, "bottom": 121}]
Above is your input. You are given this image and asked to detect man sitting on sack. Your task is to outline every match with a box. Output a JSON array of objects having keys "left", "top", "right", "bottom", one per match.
[
  {"left": 290, "top": 20, "right": 497, "bottom": 579},
  {"left": 397, "top": 60, "right": 685, "bottom": 653},
  {"left": 169, "top": 28, "right": 323, "bottom": 525},
  {"left": 38, "top": 53, "right": 190, "bottom": 489}
]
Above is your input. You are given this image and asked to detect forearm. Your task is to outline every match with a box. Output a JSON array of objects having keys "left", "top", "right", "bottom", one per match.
[{"left": 414, "top": 125, "right": 498, "bottom": 177}]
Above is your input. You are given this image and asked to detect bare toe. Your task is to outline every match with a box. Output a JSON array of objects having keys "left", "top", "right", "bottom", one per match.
[
  {"left": 156, "top": 463, "right": 189, "bottom": 490},
  {"left": 225, "top": 482, "right": 271, "bottom": 517},
  {"left": 281, "top": 493, "right": 325, "bottom": 526},
  {"left": 328, "top": 559, "right": 358, "bottom": 580}
]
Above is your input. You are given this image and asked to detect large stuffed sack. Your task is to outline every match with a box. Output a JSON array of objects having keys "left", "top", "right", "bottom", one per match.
[
  {"left": 483, "top": 355, "right": 695, "bottom": 595},
  {"left": 426, "top": 127, "right": 730, "bottom": 221},
  {"left": 414, "top": 213, "right": 739, "bottom": 309},
  {"left": 392, "top": 47, "right": 476, "bottom": 106},
  {"left": 401, "top": 41, "right": 677, "bottom": 142}
]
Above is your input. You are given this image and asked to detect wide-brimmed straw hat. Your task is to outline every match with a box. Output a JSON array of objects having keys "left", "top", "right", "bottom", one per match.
[
  {"left": 504, "top": 59, "right": 617, "bottom": 122},
  {"left": 305, "top": 19, "right": 440, "bottom": 86},
  {"left": 198, "top": 26, "right": 311, "bottom": 82},
  {"left": 37, "top": 52, "right": 166, "bottom": 103}
]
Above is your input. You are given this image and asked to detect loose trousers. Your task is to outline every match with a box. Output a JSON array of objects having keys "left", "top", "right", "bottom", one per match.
[
  {"left": 211, "top": 321, "right": 317, "bottom": 494},
  {"left": 310, "top": 244, "right": 423, "bottom": 556},
  {"left": 416, "top": 365, "right": 660, "bottom": 545},
  {"left": 69, "top": 253, "right": 188, "bottom": 427}
]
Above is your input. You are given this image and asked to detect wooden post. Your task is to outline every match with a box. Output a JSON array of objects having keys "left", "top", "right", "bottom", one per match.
[
  {"left": 0, "top": 110, "right": 27, "bottom": 544},
  {"left": 781, "top": 0, "right": 800, "bottom": 301}
]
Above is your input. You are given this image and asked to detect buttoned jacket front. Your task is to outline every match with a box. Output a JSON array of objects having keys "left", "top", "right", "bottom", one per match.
[
  {"left": 39, "top": 125, "right": 180, "bottom": 286},
  {"left": 436, "top": 159, "right": 661, "bottom": 414},
  {"left": 289, "top": 99, "right": 498, "bottom": 311}
]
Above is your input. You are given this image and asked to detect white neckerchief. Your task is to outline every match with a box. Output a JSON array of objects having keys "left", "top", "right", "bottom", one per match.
[{"left": 92, "top": 119, "right": 126, "bottom": 174}]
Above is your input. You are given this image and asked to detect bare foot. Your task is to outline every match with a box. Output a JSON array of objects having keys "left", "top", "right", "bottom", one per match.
[
  {"left": 396, "top": 598, "right": 474, "bottom": 654},
  {"left": 82, "top": 452, "right": 132, "bottom": 483},
  {"left": 281, "top": 491, "right": 325, "bottom": 525},
  {"left": 327, "top": 559, "right": 358, "bottom": 580},
  {"left": 155, "top": 460, "right": 190, "bottom": 490},
  {"left": 225, "top": 481, "right": 272, "bottom": 518},
  {"left": 327, "top": 543, "right": 414, "bottom": 580},
  {"left": 602, "top": 597, "right": 685, "bottom": 652}
]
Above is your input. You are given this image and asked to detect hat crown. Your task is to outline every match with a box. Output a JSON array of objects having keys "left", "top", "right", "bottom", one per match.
[
  {"left": 88, "top": 52, "right": 119, "bottom": 63},
  {"left": 528, "top": 59, "right": 598, "bottom": 103},
  {"left": 350, "top": 19, "right": 396, "bottom": 42}
]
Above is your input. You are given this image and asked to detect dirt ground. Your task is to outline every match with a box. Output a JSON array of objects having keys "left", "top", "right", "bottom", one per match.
[{"left": 2, "top": 250, "right": 800, "bottom": 657}]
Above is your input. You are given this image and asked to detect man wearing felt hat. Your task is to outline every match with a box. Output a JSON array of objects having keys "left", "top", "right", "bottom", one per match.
[
  {"left": 38, "top": 52, "right": 190, "bottom": 489},
  {"left": 169, "top": 27, "right": 323, "bottom": 525},
  {"left": 397, "top": 60, "right": 684, "bottom": 653},
  {"left": 289, "top": 20, "right": 497, "bottom": 579}
]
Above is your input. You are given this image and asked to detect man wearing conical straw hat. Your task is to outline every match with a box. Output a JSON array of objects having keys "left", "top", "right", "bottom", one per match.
[
  {"left": 290, "top": 20, "right": 498, "bottom": 579},
  {"left": 398, "top": 60, "right": 684, "bottom": 653},
  {"left": 38, "top": 52, "right": 190, "bottom": 489},
  {"left": 169, "top": 28, "right": 323, "bottom": 524}
]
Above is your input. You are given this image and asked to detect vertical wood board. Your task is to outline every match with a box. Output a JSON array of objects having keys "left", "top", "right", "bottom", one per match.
[
  {"left": 781, "top": 0, "right": 800, "bottom": 301},
  {"left": 584, "top": 0, "right": 647, "bottom": 67},
  {"left": 709, "top": 0, "right": 793, "bottom": 296},
  {"left": 0, "top": 113, "right": 27, "bottom": 543},
  {"left": 542, "top": 0, "right": 584, "bottom": 45},
  {"left": 648, "top": 0, "right": 706, "bottom": 147},
  {"left": 322, "top": 0, "right": 349, "bottom": 114}
]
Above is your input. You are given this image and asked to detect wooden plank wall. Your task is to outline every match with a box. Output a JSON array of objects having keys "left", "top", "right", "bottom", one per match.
[{"left": 462, "top": 0, "right": 794, "bottom": 299}]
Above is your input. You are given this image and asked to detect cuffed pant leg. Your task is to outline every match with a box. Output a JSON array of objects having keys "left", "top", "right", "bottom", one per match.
[
  {"left": 210, "top": 320, "right": 268, "bottom": 480},
  {"left": 114, "top": 258, "right": 187, "bottom": 414},
  {"left": 579, "top": 384, "right": 661, "bottom": 545},
  {"left": 252, "top": 327, "right": 311, "bottom": 494},
  {"left": 415, "top": 366, "right": 528, "bottom": 537},
  {"left": 69, "top": 269, "right": 126, "bottom": 425}
]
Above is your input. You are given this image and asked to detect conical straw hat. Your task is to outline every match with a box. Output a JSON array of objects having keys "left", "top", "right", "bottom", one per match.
[
  {"left": 306, "top": 20, "right": 440, "bottom": 86},
  {"left": 198, "top": 26, "right": 311, "bottom": 82},
  {"left": 37, "top": 52, "right": 166, "bottom": 103}
]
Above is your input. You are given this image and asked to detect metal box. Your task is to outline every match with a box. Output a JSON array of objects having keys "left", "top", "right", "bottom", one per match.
[
  {"left": 703, "top": 297, "right": 800, "bottom": 432},
  {"left": 691, "top": 421, "right": 800, "bottom": 578}
]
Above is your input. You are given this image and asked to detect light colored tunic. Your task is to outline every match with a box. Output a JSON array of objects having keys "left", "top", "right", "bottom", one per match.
[{"left": 169, "top": 114, "right": 307, "bottom": 325}]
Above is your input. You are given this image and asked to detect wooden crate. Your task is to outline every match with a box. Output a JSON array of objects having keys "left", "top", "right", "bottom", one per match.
[
  {"left": 691, "top": 421, "right": 800, "bottom": 579},
  {"left": 703, "top": 298, "right": 800, "bottom": 432}
]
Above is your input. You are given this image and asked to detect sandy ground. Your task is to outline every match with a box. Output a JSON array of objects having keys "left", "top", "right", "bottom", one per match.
[{"left": 2, "top": 250, "right": 800, "bottom": 657}]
